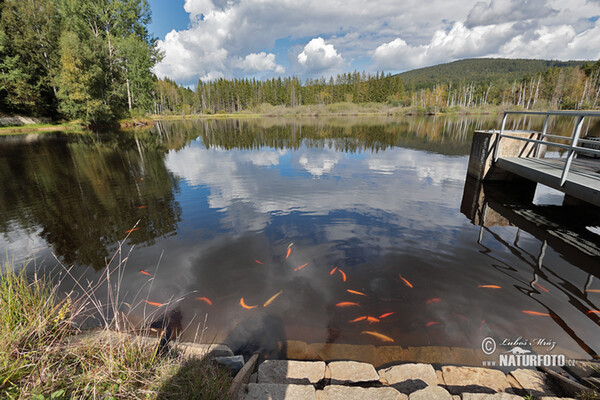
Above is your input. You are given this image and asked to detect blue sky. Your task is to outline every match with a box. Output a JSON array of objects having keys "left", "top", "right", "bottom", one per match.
[{"left": 147, "top": 0, "right": 600, "bottom": 86}]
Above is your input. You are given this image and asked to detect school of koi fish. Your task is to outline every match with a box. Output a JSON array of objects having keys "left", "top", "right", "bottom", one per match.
[{"left": 133, "top": 239, "right": 600, "bottom": 345}]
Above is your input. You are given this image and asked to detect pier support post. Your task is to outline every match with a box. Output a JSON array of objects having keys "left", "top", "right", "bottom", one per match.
[{"left": 467, "top": 130, "right": 544, "bottom": 182}]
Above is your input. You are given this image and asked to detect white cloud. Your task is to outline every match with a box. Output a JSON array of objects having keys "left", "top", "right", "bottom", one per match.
[
  {"left": 184, "top": 0, "right": 216, "bottom": 17},
  {"left": 298, "top": 151, "right": 340, "bottom": 176},
  {"left": 297, "top": 38, "right": 344, "bottom": 74},
  {"left": 498, "top": 25, "right": 576, "bottom": 59},
  {"left": 372, "top": 21, "right": 514, "bottom": 70},
  {"left": 466, "top": 0, "right": 557, "bottom": 27},
  {"left": 153, "top": 0, "right": 600, "bottom": 84},
  {"left": 238, "top": 52, "right": 285, "bottom": 73},
  {"left": 497, "top": 21, "right": 600, "bottom": 59}
]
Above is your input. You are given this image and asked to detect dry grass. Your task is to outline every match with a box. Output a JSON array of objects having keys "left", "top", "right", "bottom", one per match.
[{"left": 0, "top": 236, "right": 232, "bottom": 399}]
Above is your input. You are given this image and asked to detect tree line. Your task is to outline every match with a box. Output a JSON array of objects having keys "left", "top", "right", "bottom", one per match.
[
  {"left": 1, "top": 0, "right": 599, "bottom": 123},
  {"left": 408, "top": 62, "right": 600, "bottom": 112},
  {"left": 0, "top": 0, "right": 160, "bottom": 124},
  {"left": 156, "top": 72, "right": 406, "bottom": 114},
  {"left": 155, "top": 61, "right": 600, "bottom": 115}
]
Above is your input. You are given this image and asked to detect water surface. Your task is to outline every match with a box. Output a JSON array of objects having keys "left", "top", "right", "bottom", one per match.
[{"left": 1, "top": 115, "right": 598, "bottom": 365}]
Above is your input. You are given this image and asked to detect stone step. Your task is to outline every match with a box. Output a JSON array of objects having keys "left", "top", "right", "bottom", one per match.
[
  {"left": 243, "top": 383, "right": 316, "bottom": 400},
  {"left": 327, "top": 361, "right": 380, "bottom": 384},
  {"left": 316, "top": 385, "right": 406, "bottom": 400},
  {"left": 258, "top": 360, "right": 326, "bottom": 384},
  {"left": 378, "top": 363, "right": 438, "bottom": 394}
]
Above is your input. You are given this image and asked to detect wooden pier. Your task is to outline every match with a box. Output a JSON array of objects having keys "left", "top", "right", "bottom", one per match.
[{"left": 466, "top": 110, "right": 600, "bottom": 207}]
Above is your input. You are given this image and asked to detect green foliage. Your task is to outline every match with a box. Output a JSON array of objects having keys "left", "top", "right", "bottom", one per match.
[
  {"left": 0, "top": 260, "right": 232, "bottom": 399},
  {"left": 0, "top": 0, "right": 61, "bottom": 116},
  {"left": 156, "top": 72, "right": 407, "bottom": 115},
  {"left": 0, "top": 0, "right": 161, "bottom": 123},
  {"left": 56, "top": 31, "right": 111, "bottom": 123},
  {"left": 399, "top": 58, "right": 587, "bottom": 89}
]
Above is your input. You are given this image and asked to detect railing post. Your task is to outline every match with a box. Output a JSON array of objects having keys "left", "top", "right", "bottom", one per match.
[
  {"left": 493, "top": 112, "right": 508, "bottom": 162},
  {"left": 535, "top": 114, "right": 550, "bottom": 158},
  {"left": 560, "top": 115, "right": 585, "bottom": 186}
]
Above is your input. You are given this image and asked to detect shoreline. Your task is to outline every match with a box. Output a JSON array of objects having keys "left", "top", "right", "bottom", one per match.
[{"left": 0, "top": 105, "right": 510, "bottom": 135}]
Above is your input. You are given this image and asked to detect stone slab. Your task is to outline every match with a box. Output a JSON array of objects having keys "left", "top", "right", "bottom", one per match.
[
  {"left": 378, "top": 363, "right": 438, "bottom": 394},
  {"left": 249, "top": 373, "right": 258, "bottom": 384},
  {"left": 461, "top": 394, "right": 523, "bottom": 400},
  {"left": 328, "top": 361, "right": 380, "bottom": 383},
  {"left": 243, "top": 383, "right": 316, "bottom": 400},
  {"left": 563, "top": 360, "right": 600, "bottom": 384},
  {"left": 436, "top": 370, "right": 446, "bottom": 386},
  {"left": 406, "top": 346, "right": 453, "bottom": 364},
  {"left": 215, "top": 355, "right": 245, "bottom": 372},
  {"left": 442, "top": 366, "right": 511, "bottom": 394},
  {"left": 179, "top": 342, "right": 234, "bottom": 358},
  {"left": 374, "top": 346, "right": 407, "bottom": 366},
  {"left": 308, "top": 343, "right": 378, "bottom": 365},
  {"left": 409, "top": 385, "right": 453, "bottom": 400},
  {"left": 318, "top": 385, "right": 407, "bottom": 400},
  {"left": 509, "top": 368, "right": 554, "bottom": 396},
  {"left": 451, "top": 347, "right": 479, "bottom": 366},
  {"left": 286, "top": 340, "right": 309, "bottom": 360},
  {"left": 258, "top": 360, "right": 326, "bottom": 384},
  {"left": 540, "top": 397, "right": 576, "bottom": 400}
]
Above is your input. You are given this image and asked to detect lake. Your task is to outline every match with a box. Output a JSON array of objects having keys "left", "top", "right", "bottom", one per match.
[{"left": 1, "top": 115, "right": 599, "bottom": 366}]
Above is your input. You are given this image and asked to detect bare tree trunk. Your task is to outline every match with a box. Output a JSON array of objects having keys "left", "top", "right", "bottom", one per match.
[{"left": 125, "top": 66, "right": 132, "bottom": 110}]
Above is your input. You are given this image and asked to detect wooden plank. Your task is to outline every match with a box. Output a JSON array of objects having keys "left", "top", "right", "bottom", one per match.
[
  {"left": 495, "top": 157, "right": 600, "bottom": 206},
  {"left": 227, "top": 352, "right": 259, "bottom": 399}
]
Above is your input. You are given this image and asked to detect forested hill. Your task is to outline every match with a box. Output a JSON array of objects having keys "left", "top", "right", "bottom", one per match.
[{"left": 399, "top": 58, "right": 587, "bottom": 89}]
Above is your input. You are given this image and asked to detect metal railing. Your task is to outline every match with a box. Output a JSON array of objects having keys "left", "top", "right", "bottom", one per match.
[{"left": 492, "top": 110, "right": 600, "bottom": 186}]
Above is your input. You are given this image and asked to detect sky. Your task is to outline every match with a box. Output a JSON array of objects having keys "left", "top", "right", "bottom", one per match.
[{"left": 147, "top": 0, "right": 600, "bottom": 86}]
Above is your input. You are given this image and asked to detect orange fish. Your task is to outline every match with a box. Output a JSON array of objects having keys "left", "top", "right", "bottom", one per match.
[
  {"left": 195, "top": 297, "right": 212, "bottom": 305},
  {"left": 366, "top": 316, "right": 380, "bottom": 324},
  {"left": 585, "top": 289, "right": 600, "bottom": 293},
  {"left": 349, "top": 316, "right": 367, "bottom": 323},
  {"left": 426, "top": 298, "right": 441, "bottom": 304},
  {"left": 263, "top": 291, "right": 282, "bottom": 307},
  {"left": 478, "top": 285, "right": 502, "bottom": 289},
  {"left": 426, "top": 321, "right": 440, "bottom": 327},
  {"left": 255, "top": 260, "right": 264, "bottom": 264},
  {"left": 336, "top": 302, "right": 360, "bottom": 307},
  {"left": 522, "top": 310, "right": 550, "bottom": 316},
  {"left": 125, "top": 227, "right": 139, "bottom": 234},
  {"left": 347, "top": 289, "right": 366, "bottom": 296},
  {"left": 588, "top": 310, "right": 600, "bottom": 315},
  {"left": 379, "top": 312, "right": 394, "bottom": 319},
  {"left": 285, "top": 247, "right": 291, "bottom": 260},
  {"left": 144, "top": 300, "right": 163, "bottom": 307},
  {"left": 240, "top": 298, "right": 257, "bottom": 309},
  {"left": 338, "top": 269, "right": 347, "bottom": 282},
  {"left": 294, "top": 263, "right": 308, "bottom": 271},
  {"left": 137, "top": 205, "right": 147, "bottom": 209},
  {"left": 400, "top": 275, "right": 413, "bottom": 288},
  {"left": 330, "top": 266, "right": 338, "bottom": 275},
  {"left": 453, "top": 312, "right": 468, "bottom": 321},
  {"left": 140, "top": 270, "right": 152, "bottom": 276},
  {"left": 534, "top": 282, "right": 550, "bottom": 293},
  {"left": 361, "top": 331, "right": 394, "bottom": 342}
]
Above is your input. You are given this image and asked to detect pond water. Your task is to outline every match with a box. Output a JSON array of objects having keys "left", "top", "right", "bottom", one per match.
[{"left": 1, "top": 115, "right": 599, "bottom": 365}]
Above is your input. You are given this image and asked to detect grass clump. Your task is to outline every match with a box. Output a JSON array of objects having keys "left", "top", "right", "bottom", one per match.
[{"left": 0, "top": 262, "right": 232, "bottom": 399}]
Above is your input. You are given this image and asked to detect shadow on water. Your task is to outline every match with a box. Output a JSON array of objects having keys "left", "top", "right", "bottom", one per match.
[
  {"left": 461, "top": 176, "right": 600, "bottom": 359},
  {"left": 223, "top": 312, "right": 287, "bottom": 363}
]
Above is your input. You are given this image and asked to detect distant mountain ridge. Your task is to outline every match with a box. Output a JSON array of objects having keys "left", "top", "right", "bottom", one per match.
[{"left": 398, "top": 58, "right": 588, "bottom": 89}]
